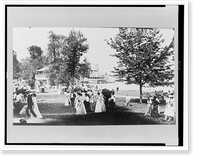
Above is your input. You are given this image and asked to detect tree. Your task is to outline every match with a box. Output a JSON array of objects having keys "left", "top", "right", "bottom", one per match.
[
  {"left": 47, "top": 31, "right": 69, "bottom": 86},
  {"left": 20, "top": 57, "right": 32, "bottom": 79},
  {"left": 62, "top": 30, "right": 89, "bottom": 85},
  {"left": 78, "top": 57, "right": 91, "bottom": 81},
  {"left": 19, "top": 45, "right": 44, "bottom": 88},
  {"left": 27, "top": 45, "right": 43, "bottom": 60},
  {"left": 47, "top": 30, "right": 89, "bottom": 86},
  {"left": 13, "top": 50, "right": 21, "bottom": 79},
  {"left": 106, "top": 28, "right": 174, "bottom": 103}
]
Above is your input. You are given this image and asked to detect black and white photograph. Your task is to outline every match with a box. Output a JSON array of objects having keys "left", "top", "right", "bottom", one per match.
[
  {"left": 3, "top": 3, "right": 188, "bottom": 148},
  {"left": 12, "top": 27, "right": 175, "bottom": 126}
]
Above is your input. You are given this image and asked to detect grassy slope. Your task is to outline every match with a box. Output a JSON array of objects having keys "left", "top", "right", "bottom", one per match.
[{"left": 13, "top": 93, "right": 175, "bottom": 125}]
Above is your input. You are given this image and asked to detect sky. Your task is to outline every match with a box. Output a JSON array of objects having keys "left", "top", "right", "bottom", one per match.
[{"left": 13, "top": 27, "right": 174, "bottom": 75}]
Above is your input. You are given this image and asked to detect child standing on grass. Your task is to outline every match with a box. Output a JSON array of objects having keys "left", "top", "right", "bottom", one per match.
[
  {"left": 125, "top": 94, "right": 131, "bottom": 107},
  {"left": 64, "top": 90, "right": 71, "bottom": 106}
]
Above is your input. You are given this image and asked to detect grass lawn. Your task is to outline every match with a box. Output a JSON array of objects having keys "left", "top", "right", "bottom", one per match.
[
  {"left": 115, "top": 90, "right": 145, "bottom": 97},
  {"left": 14, "top": 92, "right": 175, "bottom": 125}
]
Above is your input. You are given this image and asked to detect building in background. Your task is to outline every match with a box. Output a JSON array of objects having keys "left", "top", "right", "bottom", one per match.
[
  {"left": 86, "top": 63, "right": 109, "bottom": 84},
  {"left": 35, "top": 67, "right": 50, "bottom": 92}
]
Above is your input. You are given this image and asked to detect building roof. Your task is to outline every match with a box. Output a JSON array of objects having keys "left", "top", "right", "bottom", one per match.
[{"left": 37, "top": 67, "right": 49, "bottom": 72}]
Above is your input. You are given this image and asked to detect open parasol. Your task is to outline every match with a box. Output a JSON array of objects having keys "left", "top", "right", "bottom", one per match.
[
  {"left": 16, "top": 88, "right": 27, "bottom": 95},
  {"left": 101, "top": 88, "right": 111, "bottom": 99},
  {"left": 72, "top": 87, "right": 82, "bottom": 92}
]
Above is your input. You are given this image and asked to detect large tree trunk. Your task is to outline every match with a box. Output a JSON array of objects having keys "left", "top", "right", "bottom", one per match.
[{"left": 139, "top": 83, "right": 142, "bottom": 103}]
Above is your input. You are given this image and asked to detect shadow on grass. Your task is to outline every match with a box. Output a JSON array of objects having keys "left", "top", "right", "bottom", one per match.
[
  {"left": 14, "top": 105, "right": 170, "bottom": 126},
  {"left": 38, "top": 102, "right": 76, "bottom": 114}
]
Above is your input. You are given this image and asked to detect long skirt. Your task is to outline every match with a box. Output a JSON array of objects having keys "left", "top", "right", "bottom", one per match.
[
  {"left": 65, "top": 97, "right": 70, "bottom": 106},
  {"left": 13, "top": 101, "right": 23, "bottom": 115},
  {"left": 84, "top": 101, "right": 91, "bottom": 113},
  {"left": 90, "top": 102, "right": 96, "bottom": 112},
  {"left": 164, "top": 106, "right": 175, "bottom": 117},
  {"left": 101, "top": 102, "right": 106, "bottom": 112},
  {"left": 151, "top": 105, "right": 160, "bottom": 117},
  {"left": 144, "top": 104, "right": 152, "bottom": 116},
  {"left": 95, "top": 100, "right": 103, "bottom": 113},
  {"left": 75, "top": 102, "right": 87, "bottom": 115}
]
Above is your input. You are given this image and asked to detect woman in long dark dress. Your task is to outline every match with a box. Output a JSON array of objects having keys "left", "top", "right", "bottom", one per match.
[
  {"left": 84, "top": 93, "right": 92, "bottom": 113},
  {"left": 13, "top": 92, "right": 23, "bottom": 116},
  {"left": 151, "top": 96, "right": 160, "bottom": 117}
]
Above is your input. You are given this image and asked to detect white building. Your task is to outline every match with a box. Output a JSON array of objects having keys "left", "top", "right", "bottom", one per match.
[
  {"left": 87, "top": 64, "right": 109, "bottom": 84},
  {"left": 35, "top": 67, "right": 51, "bottom": 91}
]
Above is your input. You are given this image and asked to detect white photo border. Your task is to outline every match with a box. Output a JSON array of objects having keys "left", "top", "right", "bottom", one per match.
[{"left": 0, "top": 0, "right": 188, "bottom": 151}]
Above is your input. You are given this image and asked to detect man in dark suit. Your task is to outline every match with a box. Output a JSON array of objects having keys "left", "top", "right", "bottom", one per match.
[{"left": 26, "top": 94, "right": 37, "bottom": 117}]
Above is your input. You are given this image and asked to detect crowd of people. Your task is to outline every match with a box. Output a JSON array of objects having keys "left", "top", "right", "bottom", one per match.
[
  {"left": 144, "top": 92, "right": 176, "bottom": 123},
  {"left": 13, "top": 92, "right": 43, "bottom": 120},
  {"left": 64, "top": 89, "right": 116, "bottom": 115},
  {"left": 13, "top": 81, "right": 175, "bottom": 124}
]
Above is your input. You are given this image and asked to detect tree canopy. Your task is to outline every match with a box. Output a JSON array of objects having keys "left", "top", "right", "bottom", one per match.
[
  {"left": 106, "top": 28, "right": 174, "bottom": 103},
  {"left": 19, "top": 45, "right": 45, "bottom": 88},
  {"left": 47, "top": 30, "right": 89, "bottom": 86}
]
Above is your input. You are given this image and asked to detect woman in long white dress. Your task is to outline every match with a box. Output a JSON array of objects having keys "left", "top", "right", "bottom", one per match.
[
  {"left": 64, "top": 91, "right": 71, "bottom": 106},
  {"left": 75, "top": 93, "right": 87, "bottom": 115},
  {"left": 32, "top": 94, "right": 43, "bottom": 118},
  {"left": 164, "top": 95, "right": 175, "bottom": 121},
  {"left": 144, "top": 97, "right": 152, "bottom": 116},
  {"left": 95, "top": 93, "right": 105, "bottom": 113},
  {"left": 125, "top": 94, "right": 131, "bottom": 107}
]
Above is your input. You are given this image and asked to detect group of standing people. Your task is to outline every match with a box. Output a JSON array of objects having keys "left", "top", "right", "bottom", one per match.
[
  {"left": 13, "top": 92, "right": 43, "bottom": 119},
  {"left": 64, "top": 89, "right": 116, "bottom": 115},
  {"left": 144, "top": 96, "right": 161, "bottom": 118},
  {"left": 144, "top": 93, "right": 175, "bottom": 122}
]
